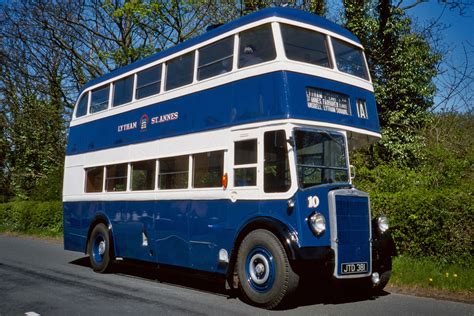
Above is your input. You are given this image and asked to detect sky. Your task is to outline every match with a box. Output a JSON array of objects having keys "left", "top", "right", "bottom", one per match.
[
  {"left": 408, "top": 1, "right": 473, "bottom": 48},
  {"left": 407, "top": 1, "right": 473, "bottom": 111}
]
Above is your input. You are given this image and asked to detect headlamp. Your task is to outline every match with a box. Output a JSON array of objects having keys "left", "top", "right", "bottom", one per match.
[
  {"left": 377, "top": 215, "right": 389, "bottom": 233},
  {"left": 308, "top": 213, "right": 326, "bottom": 236}
]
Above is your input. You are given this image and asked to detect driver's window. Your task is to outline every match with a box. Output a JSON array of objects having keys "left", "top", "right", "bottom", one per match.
[{"left": 264, "top": 130, "right": 291, "bottom": 192}]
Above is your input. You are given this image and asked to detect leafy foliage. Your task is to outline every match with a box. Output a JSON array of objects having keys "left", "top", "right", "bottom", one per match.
[
  {"left": 0, "top": 201, "right": 63, "bottom": 236},
  {"left": 7, "top": 96, "right": 65, "bottom": 200},
  {"left": 353, "top": 113, "right": 474, "bottom": 264},
  {"left": 371, "top": 189, "right": 472, "bottom": 265},
  {"left": 344, "top": 1, "right": 440, "bottom": 166}
]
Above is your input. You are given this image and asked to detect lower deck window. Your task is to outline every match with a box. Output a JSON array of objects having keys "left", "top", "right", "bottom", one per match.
[
  {"left": 131, "top": 160, "right": 156, "bottom": 191},
  {"left": 193, "top": 151, "right": 224, "bottom": 188},
  {"left": 105, "top": 164, "right": 128, "bottom": 192},
  {"left": 159, "top": 155, "right": 189, "bottom": 189},
  {"left": 85, "top": 167, "right": 104, "bottom": 192},
  {"left": 234, "top": 139, "right": 257, "bottom": 187},
  {"left": 234, "top": 168, "right": 256, "bottom": 187}
]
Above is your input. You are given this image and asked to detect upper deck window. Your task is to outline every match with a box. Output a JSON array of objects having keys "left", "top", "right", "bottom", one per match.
[
  {"left": 332, "top": 38, "right": 369, "bottom": 80},
  {"left": 281, "top": 24, "right": 331, "bottom": 68},
  {"left": 198, "top": 36, "right": 233, "bottom": 80},
  {"left": 238, "top": 24, "right": 276, "bottom": 68},
  {"left": 136, "top": 64, "right": 162, "bottom": 99},
  {"left": 166, "top": 52, "right": 195, "bottom": 91},
  {"left": 90, "top": 85, "right": 110, "bottom": 113},
  {"left": 113, "top": 75, "right": 133, "bottom": 107},
  {"left": 75, "top": 93, "right": 88, "bottom": 118}
]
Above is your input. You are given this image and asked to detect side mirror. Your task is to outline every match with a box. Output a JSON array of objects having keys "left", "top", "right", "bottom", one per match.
[{"left": 350, "top": 165, "right": 356, "bottom": 181}]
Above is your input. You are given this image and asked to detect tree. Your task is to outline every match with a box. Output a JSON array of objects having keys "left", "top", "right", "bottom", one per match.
[
  {"left": 241, "top": 0, "right": 326, "bottom": 16},
  {"left": 344, "top": 0, "right": 440, "bottom": 166},
  {"left": 0, "top": 0, "right": 224, "bottom": 200}
]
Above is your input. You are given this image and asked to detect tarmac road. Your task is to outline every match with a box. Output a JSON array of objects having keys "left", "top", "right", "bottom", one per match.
[{"left": 0, "top": 235, "right": 472, "bottom": 315}]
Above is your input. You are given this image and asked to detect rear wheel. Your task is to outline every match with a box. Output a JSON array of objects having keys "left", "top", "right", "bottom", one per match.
[
  {"left": 236, "top": 229, "right": 299, "bottom": 309},
  {"left": 87, "top": 223, "right": 113, "bottom": 273}
]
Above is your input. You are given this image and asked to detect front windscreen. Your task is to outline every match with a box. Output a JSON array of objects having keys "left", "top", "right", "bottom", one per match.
[{"left": 294, "top": 130, "right": 348, "bottom": 188}]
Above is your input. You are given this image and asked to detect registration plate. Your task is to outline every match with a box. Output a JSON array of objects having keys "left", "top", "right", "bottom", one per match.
[{"left": 341, "top": 262, "right": 368, "bottom": 274}]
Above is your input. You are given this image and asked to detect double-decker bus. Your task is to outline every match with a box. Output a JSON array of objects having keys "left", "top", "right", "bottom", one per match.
[{"left": 63, "top": 7, "right": 396, "bottom": 309}]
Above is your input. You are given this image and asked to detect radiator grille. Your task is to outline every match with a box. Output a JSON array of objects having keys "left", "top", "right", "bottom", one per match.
[{"left": 334, "top": 194, "right": 371, "bottom": 276}]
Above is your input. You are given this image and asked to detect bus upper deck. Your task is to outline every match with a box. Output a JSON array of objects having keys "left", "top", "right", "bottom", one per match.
[{"left": 67, "top": 7, "right": 379, "bottom": 156}]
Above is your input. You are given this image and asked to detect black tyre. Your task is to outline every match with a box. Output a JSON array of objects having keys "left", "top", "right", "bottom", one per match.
[
  {"left": 87, "top": 223, "right": 113, "bottom": 273},
  {"left": 372, "top": 270, "right": 391, "bottom": 293},
  {"left": 236, "top": 229, "right": 299, "bottom": 309}
]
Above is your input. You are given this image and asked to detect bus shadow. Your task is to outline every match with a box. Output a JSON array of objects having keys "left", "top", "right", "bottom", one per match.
[
  {"left": 284, "top": 281, "right": 390, "bottom": 309},
  {"left": 70, "top": 257, "right": 230, "bottom": 297},
  {"left": 70, "top": 257, "right": 389, "bottom": 309}
]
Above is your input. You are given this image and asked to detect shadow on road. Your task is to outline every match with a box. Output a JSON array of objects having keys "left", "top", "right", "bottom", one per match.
[
  {"left": 70, "top": 256, "right": 389, "bottom": 310},
  {"left": 283, "top": 281, "right": 390, "bottom": 310},
  {"left": 70, "top": 257, "right": 230, "bottom": 297}
]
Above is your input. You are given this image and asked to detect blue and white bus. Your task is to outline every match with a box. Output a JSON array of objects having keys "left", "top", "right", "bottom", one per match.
[{"left": 63, "top": 8, "right": 396, "bottom": 309}]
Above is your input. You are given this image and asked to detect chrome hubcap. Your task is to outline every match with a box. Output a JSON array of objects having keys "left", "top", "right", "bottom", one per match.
[
  {"left": 249, "top": 253, "right": 270, "bottom": 285},
  {"left": 98, "top": 240, "right": 106, "bottom": 255}
]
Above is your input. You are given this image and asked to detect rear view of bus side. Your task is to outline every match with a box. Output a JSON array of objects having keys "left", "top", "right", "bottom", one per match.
[{"left": 63, "top": 8, "right": 396, "bottom": 309}]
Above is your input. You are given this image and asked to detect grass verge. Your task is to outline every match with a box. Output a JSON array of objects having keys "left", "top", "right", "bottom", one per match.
[{"left": 391, "top": 255, "right": 473, "bottom": 295}]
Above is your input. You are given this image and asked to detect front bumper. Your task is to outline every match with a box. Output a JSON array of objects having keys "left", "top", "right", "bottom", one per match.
[
  {"left": 291, "top": 246, "right": 335, "bottom": 276},
  {"left": 291, "top": 229, "right": 395, "bottom": 277}
]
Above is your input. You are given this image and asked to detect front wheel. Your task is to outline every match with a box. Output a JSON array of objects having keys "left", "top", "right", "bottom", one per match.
[
  {"left": 372, "top": 270, "right": 391, "bottom": 293},
  {"left": 87, "top": 223, "right": 113, "bottom": 273},
  {"left": 236, "top": 229, "right": 299, "bottom": 309}
]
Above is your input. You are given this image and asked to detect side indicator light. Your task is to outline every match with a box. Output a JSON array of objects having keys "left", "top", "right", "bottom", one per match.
[{"left": 222, "top": 173, "right": 228, "bottom": 189}]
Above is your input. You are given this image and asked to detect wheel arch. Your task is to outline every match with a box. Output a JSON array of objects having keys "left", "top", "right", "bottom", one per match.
[
  {"left": 227, "top": 217, "right": 299, "bottom": 282},
  {"left": 85, "top": 213, "right": 116, "bottom": 257}
]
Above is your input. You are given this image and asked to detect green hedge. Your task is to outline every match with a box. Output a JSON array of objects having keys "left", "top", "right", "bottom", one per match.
[
  {"left": 370, "top": 189, "right": 473, "bottom": 265},
  {"left": 0, "top": 201, "right": 62, "bottom": 236}
]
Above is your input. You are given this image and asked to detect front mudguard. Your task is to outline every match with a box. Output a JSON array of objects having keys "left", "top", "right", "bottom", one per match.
[{"left": 371, "top": 219, "right": 397, "bottom": 273}]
